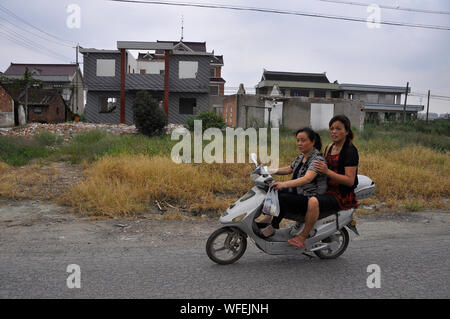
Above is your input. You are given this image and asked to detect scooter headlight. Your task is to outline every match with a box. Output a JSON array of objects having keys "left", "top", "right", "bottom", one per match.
[{"left": 232, "top": 213, "right": 247, "bottom": 223}]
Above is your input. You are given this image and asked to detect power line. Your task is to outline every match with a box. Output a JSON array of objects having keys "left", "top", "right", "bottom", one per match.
[
  {"left": 0, "top": 12, "right": 74, "bottom": 48},
  {"left": 0, "top": 23, "right": 72, "bottom": 62},
  {"left": 316, "top": 0, "right": 450, "bottom": 16},
  {"left": 0, "top": 3, "right": 76, "bottom": 47},
  {"left": 0, "top": 27, "right": 72, "bottom": 62},
  {"left": 106, "top": 0, "right": 450, "bottom": 31}
]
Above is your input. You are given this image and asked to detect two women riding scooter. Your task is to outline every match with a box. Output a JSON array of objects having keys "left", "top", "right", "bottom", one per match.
[{"left": 260, "top": 115, "right": 359, "bottom": 249}]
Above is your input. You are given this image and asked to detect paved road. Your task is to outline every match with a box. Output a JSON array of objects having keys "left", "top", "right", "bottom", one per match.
[{"left": 0, "top": 199, "right": 449, "bottom": 299}]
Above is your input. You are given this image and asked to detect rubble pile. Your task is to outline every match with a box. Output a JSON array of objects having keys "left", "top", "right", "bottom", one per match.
[
  {"left": 0, "top": 122, "right": 137, "bottom": 141},
  {"left": 0, "top": 122, "right": 187, "bottom": 141}
]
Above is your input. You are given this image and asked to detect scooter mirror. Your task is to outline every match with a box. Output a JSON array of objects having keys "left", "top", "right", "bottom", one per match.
[{"left": 250, "top": 153, "right": 258, "bottom": 167}]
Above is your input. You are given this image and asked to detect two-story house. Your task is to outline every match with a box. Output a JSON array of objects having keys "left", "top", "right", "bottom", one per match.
[{"left": 80, "top": 40, "right": 224, "bottom": 125}]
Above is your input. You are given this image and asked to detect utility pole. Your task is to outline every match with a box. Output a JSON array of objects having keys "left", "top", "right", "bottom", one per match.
[
  {"left": 403, "top": 82, "right": 409, "bottom": 123},
  {"left": 74, "top": 43, "right": 79, "bottom": 116},
  {"left": 426, "top": 90, "right": 431, "bottom": 123}
]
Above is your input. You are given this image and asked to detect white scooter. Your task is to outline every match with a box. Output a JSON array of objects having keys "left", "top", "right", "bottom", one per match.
[{"left": 206, "top": 153, "right": 376, "bottom": 264}]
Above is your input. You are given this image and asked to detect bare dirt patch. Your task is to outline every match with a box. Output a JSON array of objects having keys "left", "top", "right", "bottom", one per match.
[{"left": 0, "top": 162, "right": 83, "bottom": 201}]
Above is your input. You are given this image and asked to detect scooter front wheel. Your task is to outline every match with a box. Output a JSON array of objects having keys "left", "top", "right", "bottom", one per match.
[{"left": 206, "top": 227, "right": 247, "bottom": 265}]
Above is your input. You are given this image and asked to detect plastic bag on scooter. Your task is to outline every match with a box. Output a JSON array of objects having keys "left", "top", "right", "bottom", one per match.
[{"left": 262, "top": 187, "right": 280, "bottom": 217}]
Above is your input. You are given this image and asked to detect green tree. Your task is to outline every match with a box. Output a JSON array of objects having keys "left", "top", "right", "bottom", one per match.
[
  {"left": 132, "top": 91, "right": 167, "bottom": 136},
  {"left": 185, "top": 111, "right": 226, "bottom": 132}
]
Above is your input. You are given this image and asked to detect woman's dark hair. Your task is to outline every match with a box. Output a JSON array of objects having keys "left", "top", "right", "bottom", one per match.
[
  {"left": 295, "top": 127, "right": 322, "bottom": 152},
  {"left": 329, "top": 114, "right": 354, "bottom": 144}
]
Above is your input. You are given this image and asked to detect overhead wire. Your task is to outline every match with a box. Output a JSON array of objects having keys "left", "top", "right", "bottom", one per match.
[
  {"left": 0, "top": 23, "right": 72, "bottom": 62},
  {"left": 0, "top": 3, "right": 76, "bottom": 47},
  {"left": 106, "top": 0, "right": 450, "bottom": 31},
  {"left": 315, "top": 0, "right": 450, "bottom": 15}
]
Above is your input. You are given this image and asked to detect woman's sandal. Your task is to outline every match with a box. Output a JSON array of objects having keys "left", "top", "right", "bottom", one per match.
[
  {"left": 287, "top": 237, "right": 305, "bottom": 249},
  {"left": 260, "top": 225, "right": 275, "bottom": 238}
]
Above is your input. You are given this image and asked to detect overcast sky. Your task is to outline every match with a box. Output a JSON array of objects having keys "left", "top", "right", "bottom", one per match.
[{"left": 0, "top": 0, "right": 449, "bottom": 114}]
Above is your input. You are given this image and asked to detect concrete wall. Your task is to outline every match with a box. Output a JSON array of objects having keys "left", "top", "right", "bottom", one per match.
[{"left": 225, "top": 94, "right": 365, "bottom": 131}]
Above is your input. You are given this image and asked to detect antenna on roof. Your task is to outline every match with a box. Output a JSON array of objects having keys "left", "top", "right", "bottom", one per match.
[{"left": 180, "top": 15, "right": 184, "bottom": 42}]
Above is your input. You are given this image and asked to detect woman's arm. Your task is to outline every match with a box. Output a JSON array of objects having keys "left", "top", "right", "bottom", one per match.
[
  {"left": 314, "top": 161, "right": 357, "bottom": 187},
  {"left": 269, "top": 166, "right": 293, "bottom": 175},
  {"left": 270, "top": 170, "right": 317, "bottom": 190}
]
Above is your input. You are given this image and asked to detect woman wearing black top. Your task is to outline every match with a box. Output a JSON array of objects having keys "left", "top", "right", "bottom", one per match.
[{"left": 287, "top": 115, "right": 359, "bottom": 249}]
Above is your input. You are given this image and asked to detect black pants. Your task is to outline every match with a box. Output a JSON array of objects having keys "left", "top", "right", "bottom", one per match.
[
  {"left": 270, "top": 191, "right": 340, "bottom": 229},
  {"left": 271, "top": 189, "right": 309, "bottom": 229}
]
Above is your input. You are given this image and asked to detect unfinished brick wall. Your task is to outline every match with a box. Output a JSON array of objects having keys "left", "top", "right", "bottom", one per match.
[
  {"left": 223, "top": 95, "right": 237, "bottom": 127},
  {"left": 0, "top": 85, "right": 13, "bottom": 112}
]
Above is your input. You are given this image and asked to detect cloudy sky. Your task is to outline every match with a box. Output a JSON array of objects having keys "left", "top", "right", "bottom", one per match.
[{"left": 0, "top": 0, "right": 449, "bottom": 114}]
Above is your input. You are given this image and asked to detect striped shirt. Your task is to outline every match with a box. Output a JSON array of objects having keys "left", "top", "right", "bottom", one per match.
[{"left": 289, "top": 148, "right": 328, "bottom": 197}]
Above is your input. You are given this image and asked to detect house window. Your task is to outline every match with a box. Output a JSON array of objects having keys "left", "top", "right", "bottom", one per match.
[
  {"left": 210, "top": 68, "right": 216, "bottom": 78},
  {"left": 210, "top": 85, "right": 219, "bottom": 96},
  {"left": 291, "top": 89, "right": 309, "bottom": 97},
  {"left": 99, "top": 97, "right": 118, "bottom": 113},
  {"left": 179, "top": 98, "right": 196, "bottom": 114},
  {"left": 348, "top": 93, "right": 354, "bottom": 100},
  {"left": 140, "top": 69, "right": 146, "bottom": 74},
  {"left": 96, "top": 59, "right": 116, "bottom": 77},
  {"left": 179, "top": 61, "right": 198, "bottom": 79},
  {"left": 33, "top": 106, "right": 42, "bottom": 114},
  {"left": 314, "top": 90, "right": 326, "bottom": 98}
]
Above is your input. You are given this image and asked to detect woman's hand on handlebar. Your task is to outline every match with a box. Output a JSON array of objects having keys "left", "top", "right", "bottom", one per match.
[{"left": 269, "top": 181, "right": 287, "bottom": 191}]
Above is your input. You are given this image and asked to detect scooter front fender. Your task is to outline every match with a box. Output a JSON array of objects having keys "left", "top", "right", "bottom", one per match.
[{"left": 219, "top": 186, "right": 266, "bottom": 224}]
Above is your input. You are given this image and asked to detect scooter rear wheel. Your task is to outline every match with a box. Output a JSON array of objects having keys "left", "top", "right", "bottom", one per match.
[
  {"left": 206, "top": 227, "right": 247, "bottom": 265},
  {"left": 313, "top": 227, "right": 349, "bottom": 259}
]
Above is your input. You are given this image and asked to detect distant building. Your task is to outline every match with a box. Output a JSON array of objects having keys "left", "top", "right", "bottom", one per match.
[
  {"left": 25, "top": 88, "right": 67, "bottom": 123},
  {"left": 255, "top": 70, "right": 339, "bottom": 98},
  {"left": 254, "top": 69, "right": 424, "bottom": 124},
  {"left": 0, "top": 83, "right": 67, "bottom": 125},
  {"left": 2, "top": 63, "right": 84, "bottom": 115},
  {"left": 338, "top": 83, "right": 423, "bottom": 123}
]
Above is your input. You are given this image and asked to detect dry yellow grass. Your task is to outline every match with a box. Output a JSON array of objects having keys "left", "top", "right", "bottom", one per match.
[
  {"left": 62, "top": 144, "right": 449, "bottom": 217},
  {"left": 359, "top": 146, "right": 450, "bottom": 210},
  {"left": 0, "top": 163, "right": 60, "bottom": 200},
  {"left": 1, "top": 141, "right": 448, "bottom": 218},
  {"left": 62, "top": 155, "right": 254, "bottom": 217}
]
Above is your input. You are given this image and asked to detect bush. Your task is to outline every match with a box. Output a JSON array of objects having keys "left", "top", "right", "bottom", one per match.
[
  {"left": 185, "top": 111, "right": 226, "bottom": 132},
  {"left": 132, "top": 91, "right": 167, "bottom": 137}
]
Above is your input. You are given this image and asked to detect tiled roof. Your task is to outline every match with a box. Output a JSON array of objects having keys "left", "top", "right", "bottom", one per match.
[
  {"left": 210, "top": 55, "right": 224, "bottom": 65},
  {"left": 4, "top": 64, "right": 79, "bottom": 77},
  {"left": 262, "top": 70, "right": 330, "bottom": 83},
  {"left": 155, "top": 40, "right": 206, "bottom": 54},
  {"left": 26, "top": 88, "right": 60, "bottom": 105}
]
